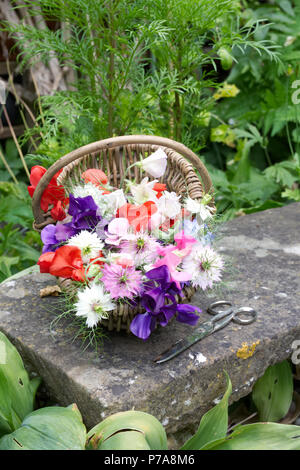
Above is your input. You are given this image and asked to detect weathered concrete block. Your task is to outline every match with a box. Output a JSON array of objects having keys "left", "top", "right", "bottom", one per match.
[{"left": 0, "top": 203, "right": 300, "bottom": 442}]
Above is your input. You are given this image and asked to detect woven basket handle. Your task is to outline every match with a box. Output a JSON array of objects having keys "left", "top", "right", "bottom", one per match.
[{"left": 32, "top": 135, "right": 214, "bottom": 225}]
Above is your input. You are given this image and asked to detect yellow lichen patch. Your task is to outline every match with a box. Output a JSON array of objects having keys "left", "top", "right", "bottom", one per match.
[{"left": 236, "top": 341, "right": 260, "bottom": 359}]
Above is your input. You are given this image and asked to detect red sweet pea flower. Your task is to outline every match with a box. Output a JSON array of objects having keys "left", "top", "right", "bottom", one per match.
[
  {"left": 50, "top": 200, "right": 68, "bottom": 221},
  {"left": 28, "top": 165, "right": 68, "bottom": 214},
  {"left": 37, "top": 251, "right": 55, "bottom": 273},
  {"left": 48, "top": 245, "right": 85, "bottom": 282},
  {"left": 116, "top": 201, "right": 157, "bottom": 232},
  {"left": 153, "top": 182, "right": 166, "bottom": 199},
  {"left": 81, "top": 169, "right": 108, "bottom": 186}
]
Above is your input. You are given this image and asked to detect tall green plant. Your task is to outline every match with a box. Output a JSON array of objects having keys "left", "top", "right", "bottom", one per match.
[{"left": 4, "top": 0, "right": 279, "bottom": 163}]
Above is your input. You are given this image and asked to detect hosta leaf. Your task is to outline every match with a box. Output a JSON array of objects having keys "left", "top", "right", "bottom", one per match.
[
  {"left": 0, "top": 332, "right": 41, "bottom": 437},
  {"left": 202, "top": 423, "right": 300, "bottom": 450},
  {"left": 252, "top": 360, "right": 293, "bottom": 422},
  {"left": 99, "top": 430, "right": 151, "bottom": 450},
  {"left": 181, "top": 372, "right": 232, "bottom": 450},
  {"left": 0, "top": 265, "right": 39, "bottom": 286},
  {"left": 0, "top": 405, "right": 86, "bottom": 450},
  {"left": 87, "top": 410, "right": 167, "bottom": 450}
]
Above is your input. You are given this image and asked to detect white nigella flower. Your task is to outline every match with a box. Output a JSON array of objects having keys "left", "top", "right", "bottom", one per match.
[
  {"left": 182, "top": 243, "right": 224, "bottom": 290},
  {"left": 67, "top": 230, "right": 104, "bottom": 263},
  {"left": 72, "top": 182, "right": 105, "bottom": 208},
  {"left": 138, "top": 148, "right": 168, "bottom": 178},
  {"left": 157, "top": 191, "right": 181, "bottom": 219},
  {"left": 184, "top": 196, "right": 214, "bottom": 222},
  {"left": 74, "top": 283, "right": 116, "bottom": 328},
  {"left": 130, "top": 177, "right": 158, "bottom": 205}
]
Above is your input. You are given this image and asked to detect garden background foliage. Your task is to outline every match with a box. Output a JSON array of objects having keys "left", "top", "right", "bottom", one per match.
[{"left": 0, "top": 0, "right": 299, "bottom": 278}]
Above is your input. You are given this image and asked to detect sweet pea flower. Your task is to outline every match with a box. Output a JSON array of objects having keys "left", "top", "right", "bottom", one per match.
[
  {"left": 153, "top": 251, "right": 192, "bottom": 289},
  {"left": 105, "top": 218, "right": 130, "bottom": 246},
  {"left": 129, "top": 177, "right": 158, "bottom": 205},
  {"left": 157, "top": 191, "right": 181, "bottom": 220},
  {"left": 184, "top": 195, "right": 214, "bottom": 222},
  {"left": 27, "top": 165, "right": 67, "bottom": 213},
  {"left": 138, "top": 148, "right": 168, "bottom": 178}
]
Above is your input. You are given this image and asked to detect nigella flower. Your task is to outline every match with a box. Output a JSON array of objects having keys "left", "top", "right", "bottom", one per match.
[
  {"left": 74, "top": 282, "right": 116, "bottom": 328},
  {"left": 182, "top": 243, "right": 224, "bottom": 290},
  {"left": 67, "top": 230, "right": 104, "bottom": 264},
  {"left": 101, "top": 264, "right": 143, "bottom": 299},
  {"left": 119, "top": 231, "right": 160, "bottom": 266}
]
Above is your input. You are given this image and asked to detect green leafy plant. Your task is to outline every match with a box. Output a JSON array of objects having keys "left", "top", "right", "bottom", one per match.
[
  {"left": 0, "top": 181, "right": 42, "bottom": 282},
  {"left": 0, "top": 331, "right": 299, "bottom": 450},
  {"left": 3, "top": 0, "right": 279, "bottom": 163},
  {"left": 203, "top": 0, "right": 300, "bottom": 219}
]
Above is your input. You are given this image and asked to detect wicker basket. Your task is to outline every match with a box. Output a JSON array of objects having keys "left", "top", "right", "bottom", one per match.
[{"left": 32, "top": 135, "right": 215, "bottom": 332}]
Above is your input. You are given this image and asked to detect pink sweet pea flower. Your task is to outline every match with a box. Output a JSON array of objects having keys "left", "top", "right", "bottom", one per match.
[
  {"left": 105, "top": 218, "right": 130, "bottom": 246},
  {"left": 174, "top": 230, "right": 197, "bottom": 251},
  {"left": 153, "top": 251, "right": 192, "bottom": 289}
]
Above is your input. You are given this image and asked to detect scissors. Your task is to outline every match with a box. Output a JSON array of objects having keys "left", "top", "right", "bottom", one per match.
[{"left": 154, "top": 300, "right": 257, "bottom": 364}]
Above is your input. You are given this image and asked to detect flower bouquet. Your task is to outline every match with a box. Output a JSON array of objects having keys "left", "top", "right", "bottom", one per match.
[{"left": 29, "top": 146, "right": 224, "bottom": 342}]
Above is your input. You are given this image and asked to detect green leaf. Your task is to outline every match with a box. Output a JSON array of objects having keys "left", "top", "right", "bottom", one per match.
[
  {"left": 243, "top": 200, "right": 283, "bottom": 214},
  {"left": 0, "top": 256, "right": 20, "bottom": 279},
  {"left": 99, "top": 430, "right": 151, "bottom": 450},
  {"left": 0, "top": 265, "right": 39, "bottom": 286},
  {"left": 181, "top": 372, "right": 232, "bottom": 450},
  {"left": 0, "top": 405, "right": 86, "bottom": 450},
  {"left": 87, "top": 410, "right": 167, "bottom": 450},
  {"left": 252, "top": 360, "right": 293, "bottom": 422},
  {"left": 281, "top": 188, "right": 300, "bottom": 201},
  {"left": 202, "top": 423, "right": 300, "bottom": 450},
  {"left": 0, "top": 332, "right": 41, "bottom": 437},
  {"left": 231, "top": 139, "right": 251, "bottom": 184},
  {"left": 264, "top": 161, "right": 299, "bottom": 187}
]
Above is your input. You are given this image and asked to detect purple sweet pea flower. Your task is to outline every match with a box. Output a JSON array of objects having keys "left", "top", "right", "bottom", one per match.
[
  {"left": 95, "top": 217, "right": 111, "bottom": 240},
  {"left": 55, "top": 222, "right": 77, "bottom": 242},
  {"left": 145, "top": 265, "right": 182, "bottom": 297},
  {"left": 41, "top": 224, "right": 60, "bottom": 253},
  {"left": 52, "top": 194, "right": 103, "bottom": 243},
  {"left": 68, "top": 194, "right": 102, "bottom": 231},
  {"left": 176, "top": 304, "right": 202, "bottom": 325},
  {"left": 130, "top": 265, "right": 202, "bottom": 340},
  {"left": 130, "top": 312, "right": 155, "bottom": 340}
]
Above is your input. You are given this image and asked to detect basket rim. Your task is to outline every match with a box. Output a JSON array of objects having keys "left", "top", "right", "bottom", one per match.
[{"left": 32, "top": 135, "right": 214, "bottom": 227}]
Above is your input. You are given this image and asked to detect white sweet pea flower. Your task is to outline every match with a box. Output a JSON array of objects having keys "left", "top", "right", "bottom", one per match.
[
  {"left": 96, "top": 189, "right": 127, "bottom": 217},
  {"left": 139, "top": 148, "right": 168, "bottom": 178},
  {"left": 157, "top": 191, "right": 181, "bottom": 219},
  {"left": 184, "top": 196, "right": 214, "bottom": 222},
  {"left": 130, "top": 177, "right": 158, "bottom": 205}
]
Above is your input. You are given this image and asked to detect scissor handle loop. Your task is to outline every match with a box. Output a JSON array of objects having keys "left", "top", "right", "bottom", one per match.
[
  {"left": 207, "top": 300, "right": 232, "bottom": 316},
  {"left": 232, "top": 307, "right": 257, "bottom": 325}
]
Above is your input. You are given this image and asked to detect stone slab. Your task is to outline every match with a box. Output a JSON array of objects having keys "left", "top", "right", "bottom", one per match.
[{"left": 0, "top": 203, "right": 300, "bottom": 442}]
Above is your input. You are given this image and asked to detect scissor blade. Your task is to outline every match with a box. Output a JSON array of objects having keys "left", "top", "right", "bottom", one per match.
[{"left": 154, "top": 321, "right": 215, "bottom": 364}]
